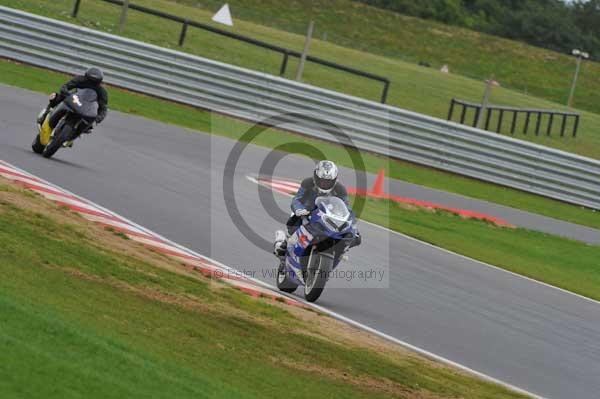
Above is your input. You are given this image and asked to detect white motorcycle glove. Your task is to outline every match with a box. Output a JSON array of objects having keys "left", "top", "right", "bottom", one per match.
[{"left": 295, "top": 208, "right": 310, "bottom": 217}]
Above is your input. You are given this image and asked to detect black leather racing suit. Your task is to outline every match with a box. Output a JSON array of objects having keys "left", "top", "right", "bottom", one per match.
[{"left": 47, "top": 75, "right": 108, "bottom": 129}]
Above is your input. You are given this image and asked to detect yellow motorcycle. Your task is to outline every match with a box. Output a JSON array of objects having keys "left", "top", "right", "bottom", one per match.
[{"left": 33, "top": 89, "right": 98, "bottom": 158}]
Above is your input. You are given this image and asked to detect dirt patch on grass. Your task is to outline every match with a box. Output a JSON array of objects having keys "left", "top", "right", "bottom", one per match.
[
  {"left": 429, "top": 28, "right": 453, "bottom": 38},
  {"left": 285, "top": 304, "right": 450, "bottom": 372},
  {"left": 276, "top": 357, "right": 444, "bottom": 399},
  {"left": 44, "top": 263, "right": 215, "bottom": 313},
  {"left": 0, "top": 187, "right": 55, "bottom": 215}
]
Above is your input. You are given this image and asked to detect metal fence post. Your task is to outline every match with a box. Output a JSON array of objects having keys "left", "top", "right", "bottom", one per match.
[
  {"left": 573, "top": 115, "right": 580, "bottom": 137},
  {"left": 524, "top": 112, "right": 531, "bottom": 134},
  {"left": 279, "top": 51, "right": 289, "bottom": 76},
  {"left": 380, "top": 80, "right": 390, "bottom": 104},
  {"left": 484, "top": 108, "right": 492, "bottom": 130},
  {"left": 497, "top": 109, "right": 504, "bottom": 133},
  {"left": 510, "top": 111, "right": 518, "bottom": 135},
  {"left": 460, "top": 103, "right": 467, "bottom": 124},
  {"left": 72, "top": 0, "right": 82, "bottom": 18},
  {"left": 178, "top": 20, "right": 188, "bottom": 46},
  {"left": 447, "top": 98, "right": 455, "bottom": 121},
  {"left": 535, "top": 112, "right": 543, "bottom": 136},
  {"left": 547, "top": 113, "right": 554, "bottom": 136},
  {"left": 472, "top": 105, "right": 481, "bottom": 127},
  {"left": 560, "top": 115, "right": 567, "bottom": 137}
]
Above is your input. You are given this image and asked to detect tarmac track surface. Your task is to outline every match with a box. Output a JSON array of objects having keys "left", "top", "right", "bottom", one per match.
[{"left": 2, "top": 85, "right": 600, "bottom": 398}]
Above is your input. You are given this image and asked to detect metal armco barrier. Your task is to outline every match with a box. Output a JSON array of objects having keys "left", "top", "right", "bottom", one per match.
[{"left": 1, "top": 6, "right": 600, "bottom": 209}]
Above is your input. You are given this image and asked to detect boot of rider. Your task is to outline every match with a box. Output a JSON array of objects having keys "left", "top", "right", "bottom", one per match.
[{"left": 273, "top": 230, "right": 288, "bottom": 257}]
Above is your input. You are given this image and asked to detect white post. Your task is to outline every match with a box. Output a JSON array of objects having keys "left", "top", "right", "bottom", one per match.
[
  {"left": 118, "top": 0, "right": 130, "bottom": 33},
  {"left": 296, "top": 20, "right": 314, "bottom": 82},
  {"left": 567, "top": 55, "right": 582, "bottom": 108},
  {"left": 477, "top": 76, "right": 494, "bottom": 128}
]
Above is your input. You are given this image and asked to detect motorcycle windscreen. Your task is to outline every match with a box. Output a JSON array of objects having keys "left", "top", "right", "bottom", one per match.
[
  {"left": 65, "top": 89, "right": 99, "bottom": 120},
  {"left": 315, "top": 196, "right": 350, "bottom": 220}
]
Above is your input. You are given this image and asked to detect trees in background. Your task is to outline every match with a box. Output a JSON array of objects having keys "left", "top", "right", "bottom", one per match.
[{"left": 357, "top": 0, "right": 600, "bottom": 59}]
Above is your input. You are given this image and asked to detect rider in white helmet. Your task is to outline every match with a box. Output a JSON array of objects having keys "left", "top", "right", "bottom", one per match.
[{"left": 274, "top": 160, "right": 360, "bottom": 256}]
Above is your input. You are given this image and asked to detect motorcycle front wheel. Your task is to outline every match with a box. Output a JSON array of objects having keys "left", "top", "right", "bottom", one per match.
[
  {"left": 43, "top": 122, "right": 72, "bottom": 159},
  {"left": 32, "top": 134, "right": 44, "bottom": 154},
  {"left": 304, "top": 248, "right": 333, "bottom": 303},
  {"left": 276, "top": 261, "right": 298, "bottom": 293}
]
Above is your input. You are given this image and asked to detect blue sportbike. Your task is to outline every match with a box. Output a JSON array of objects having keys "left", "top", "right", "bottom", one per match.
[{"left": 275, "top": 196, "right": 360, "bottom": 302}]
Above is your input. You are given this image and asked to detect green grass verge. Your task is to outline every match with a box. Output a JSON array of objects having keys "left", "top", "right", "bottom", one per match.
[
  {"left": 363, "top": 197, "right": 600, "bottom": 302},
  {"left": 2, "top": 58, "right": 599, "bottom": 231},
  {"left": 6, "top": 0, "right": 600, "bottom": 161},
  {"left": 0, "top": 181, "right": 526, "bottom": 399}
]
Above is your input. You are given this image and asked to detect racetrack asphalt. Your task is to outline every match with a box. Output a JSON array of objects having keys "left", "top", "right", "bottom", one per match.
[{"left": 2, "top": 84, "right": 600, "bottom": 398}]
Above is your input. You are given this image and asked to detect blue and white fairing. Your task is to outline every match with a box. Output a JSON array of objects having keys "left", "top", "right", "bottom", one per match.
[{"left": 284, "top": 196, "right": 358, "bottom": 286}]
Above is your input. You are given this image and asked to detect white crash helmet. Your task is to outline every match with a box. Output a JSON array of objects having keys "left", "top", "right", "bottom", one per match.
[{"left": 313, "top": 160, "right": 338, "bottom": 194}]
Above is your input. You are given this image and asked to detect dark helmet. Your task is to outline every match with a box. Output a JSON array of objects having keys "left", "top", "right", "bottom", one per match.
[
  {"left": 85, "top": 67, "right": 104, "bottom": 84},
  {"left": 313, "top": 160, "right": 338, "bottom": 194}
]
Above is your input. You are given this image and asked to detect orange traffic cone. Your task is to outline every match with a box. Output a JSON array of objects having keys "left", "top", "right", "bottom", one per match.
[{"left": 371, "top": 168, "right": 385, "bottom": 196}]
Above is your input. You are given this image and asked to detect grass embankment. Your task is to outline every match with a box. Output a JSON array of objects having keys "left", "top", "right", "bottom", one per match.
[
  {"left": 6, "top": 0, "right": 600, "bottom": 160},
  {"left": 0, "top": 178, "right": 527, "bottom": 399},
  {"left": 364, "top": 198, "right": 600, "bottom": 302},
  {"left": 2, "top": 58, "right": 599, "bottom": 231}
]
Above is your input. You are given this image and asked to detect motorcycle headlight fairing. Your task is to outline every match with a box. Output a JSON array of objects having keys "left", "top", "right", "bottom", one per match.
[{"left": 323, "top": 214, "right": 350, "bottom": 232}]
